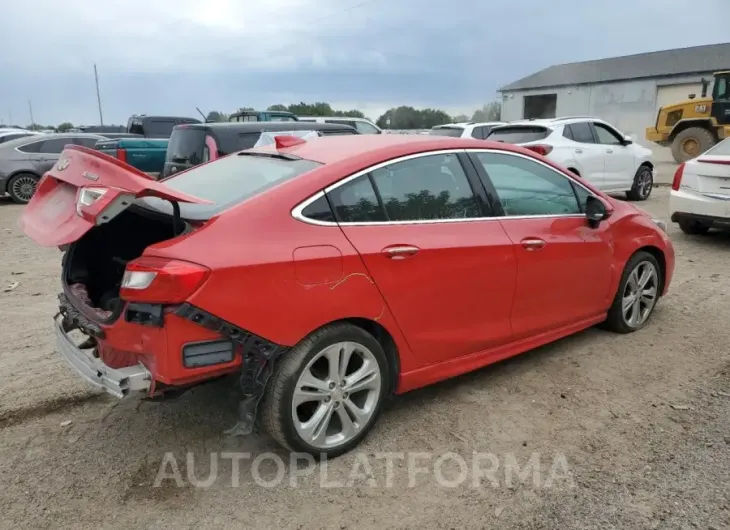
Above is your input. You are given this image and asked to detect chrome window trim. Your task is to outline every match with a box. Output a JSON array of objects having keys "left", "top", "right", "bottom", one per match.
[{"left": 291, "top": 148, "right": 596, "bottom": 227}]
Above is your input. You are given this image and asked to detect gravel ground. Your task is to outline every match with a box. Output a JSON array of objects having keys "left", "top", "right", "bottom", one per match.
[{"left": 1, "top": 186, "right": 729, "bottom": 530}]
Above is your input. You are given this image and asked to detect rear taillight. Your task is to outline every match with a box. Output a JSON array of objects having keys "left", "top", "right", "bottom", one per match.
[
  {"left": 120, "top": 257, "right": 210, "bottom": 304},
  {"left": 117, "top": 148, "right": 127, "bottom": 163},
  {"left": 671, "top": 163, "right": 685, "bottom": 191},
  {"left": 524, "top": 144, "right": 553, "bottom": 156}
]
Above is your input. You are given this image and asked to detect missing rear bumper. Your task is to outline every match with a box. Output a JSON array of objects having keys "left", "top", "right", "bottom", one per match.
[
  {"left": 175, "top": 303, "right": 289, "bottom": 435},
  {"left": 54, "top": 315, "right": 151, "bottom": 398}
]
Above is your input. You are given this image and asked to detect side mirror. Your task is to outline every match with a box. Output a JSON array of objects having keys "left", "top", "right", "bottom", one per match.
[
  {"left": 623, "top": 135, "right": 633, "bottom": 145},
  {"left": 585, "top": 195, "right": 607, "bottom": 228}
]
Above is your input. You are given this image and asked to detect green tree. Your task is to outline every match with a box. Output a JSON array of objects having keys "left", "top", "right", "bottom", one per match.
[
  {"left": 453, "top": 114, "right": 469, "bottom": 123},
  {"left": 267, "top": 104, "right": 288, "bottom": 111},
  {"left": 56, "top": 122, "right": 74, "bottom": 132},
  {"left": 205, "top": 111, "right": 227, "bottom": 122},
  {"left": 376, "top": 106, "right": 452, "bottom": 129},
  {"left": 471, "top": 101, "right": 501, "bottom": 122},
  {"left": 237, "top": 107, "right": 255, "bottom": 113}
]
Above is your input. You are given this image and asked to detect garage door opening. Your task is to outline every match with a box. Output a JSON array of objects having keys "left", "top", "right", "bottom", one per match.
[{"left": 523, "top": 94, "right": 557, "bottom": 119}]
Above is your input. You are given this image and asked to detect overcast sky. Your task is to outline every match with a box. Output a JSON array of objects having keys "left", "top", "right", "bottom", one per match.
[{"left": 1, "top": 0, "right": 728, "bottom": 126}]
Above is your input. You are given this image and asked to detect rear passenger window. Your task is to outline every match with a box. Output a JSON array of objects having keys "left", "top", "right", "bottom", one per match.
[
  {"left": 568, "top": 123, "right": 595, "bottom": 143},
  {"left": 301, "top": 195, "right": 336, "bottom": 223},
  {"left": 328, "top": 176, "right": 386, "bottom": 223},
  {"left": 370, "top": 153, "right": 480, "bottom": 221},
  {"left": 471, "top": 126, "right": 485, "bottom": 139},
  {"left": 562, "top": 126, "right": 574, "bottom": 141}
]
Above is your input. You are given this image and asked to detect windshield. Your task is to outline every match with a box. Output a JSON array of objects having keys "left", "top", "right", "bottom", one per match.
[
  {"left": 704, "top": 137, "right": 730, "bottom": 156},
  {"left": 166, "top": 128, "right": 206, "bottom": 164},
  {"left": 429, "top": 127, "right": 464, "bottom": 137},
  {"left": 140, "top": 153, "right": 322, "bottom": 220},
  {"left": 487, "top": 126, "right": 550, "bottom": 144}
]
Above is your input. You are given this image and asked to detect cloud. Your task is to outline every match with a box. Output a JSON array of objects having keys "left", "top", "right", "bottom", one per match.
[{"left": 0, "top": 0, "right": 728, "bottom": 125}]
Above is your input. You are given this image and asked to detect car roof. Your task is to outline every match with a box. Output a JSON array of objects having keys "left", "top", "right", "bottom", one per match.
[
  {"left": 0, "top": 132, "right": 107, "bottom": 150},
  {"left": 298, "top": 116, "right": 374, "bottom": 122},
  {"left": 251, "top": 133, "right": 526, "bottom": 165},
  {"left": 501, "top": 116, "right": 601, "bottom": 128},
  {"left": 183, "top": 122, "right": 357, "bottom": 132}
]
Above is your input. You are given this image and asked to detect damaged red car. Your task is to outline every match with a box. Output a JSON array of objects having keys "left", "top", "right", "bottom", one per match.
[{"left": 20, "top": 134, "right": 674, "bottom": 457}]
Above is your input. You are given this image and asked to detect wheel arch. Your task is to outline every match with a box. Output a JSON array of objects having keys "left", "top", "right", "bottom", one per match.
[
  {"left": 302, "top": 317, "right": 402, "bottom": 394},
  {"left": 2, "top": 170, "right": 41, "bottom": 194},
  {"left": 634, "top": 245, "right": 667, "bottom": 296}
]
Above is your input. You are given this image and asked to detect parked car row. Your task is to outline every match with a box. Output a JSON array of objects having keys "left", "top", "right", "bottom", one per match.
[{"left": 19, "top": 132, "right": 674, "bottom": 458}]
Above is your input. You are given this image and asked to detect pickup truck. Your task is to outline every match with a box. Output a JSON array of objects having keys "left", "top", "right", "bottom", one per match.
[
  {"left": 94, "top": 115, "right": 200, "bottom": 176},
  {"left": 94, "top": 138, "right": 169, "bottom": 177}
]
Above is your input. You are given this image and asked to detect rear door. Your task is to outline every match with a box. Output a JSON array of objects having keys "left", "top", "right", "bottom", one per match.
[
  {"left": 330, "top": 151, "right": 517, "bottom": 365},
  {"left": 20, "top": 145, "right": 209, "bottom": 247},
  {"left": 31, "top": 137, "right": 74, "bottom": 174}
]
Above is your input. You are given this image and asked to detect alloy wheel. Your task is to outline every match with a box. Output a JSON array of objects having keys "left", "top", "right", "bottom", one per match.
[
  {"left": 292, "top": 341, "right": 382, "bottom": 449},
  {"left": 621, "top": 261, "right": 659, "bottom": 328},
  {"left": 637, "top": 169, "right": 653, "bottom": 199},
  {"left": 10, "top": 175, "right": 38, "bottom": 203}
]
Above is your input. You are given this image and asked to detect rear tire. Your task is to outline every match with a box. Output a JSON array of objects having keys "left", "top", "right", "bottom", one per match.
[
  {"left": 7, "top": 173, "right": 40, "bottom": 204},
  {"left": 678, "top": 218, "right": 710, "bottom": 235},
  {"left": 260, "top": 323, "right": 390, "bottom": 459},
  {"left": 603, "top": 251, "right": 662, "bottom": 334},
  {"left": 670, "top": 127, "right": 716, "bottom": 163},
  {"left": 626, "top": 165, "right": 653, "bottom": 201}
]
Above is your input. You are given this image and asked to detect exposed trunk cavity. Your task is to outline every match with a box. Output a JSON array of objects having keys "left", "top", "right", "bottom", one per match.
[{"left": 63, "top": 205, "right": 182, "bottom": 321}]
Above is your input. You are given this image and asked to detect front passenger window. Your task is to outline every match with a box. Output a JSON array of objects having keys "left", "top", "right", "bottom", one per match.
[
  {"left": 473, "top": 152, "right": 581, "bottom": 216},
  {"left": 593, "top": 123, "right": 623, "bottom": 145}
]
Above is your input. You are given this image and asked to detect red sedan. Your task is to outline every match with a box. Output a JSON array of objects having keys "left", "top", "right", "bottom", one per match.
[{"left": 20, "top": 134, "right": 674, "bottom": 457}]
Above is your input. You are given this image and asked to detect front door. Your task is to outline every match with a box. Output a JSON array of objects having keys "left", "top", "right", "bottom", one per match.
[
  {"left": 592, "top": 122, "right": 635, "bottom": 191},
  {"left": 469, "top": 150, "right": 613, "bottom": 339},
  {"left": 329, "top": 151, "right": 517, "bottom": 365}
]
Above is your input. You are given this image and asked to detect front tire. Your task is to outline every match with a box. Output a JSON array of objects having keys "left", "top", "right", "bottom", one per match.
[
  {"left": 626, "top": 165, "right": 653, "bottom": 201},
  {"left": 604, "top": 251, "right": 661, "bottom": 334},
  {"left": 260, "top": 323, "right": 389, "bottom": 458},
  {"left": 7, "top": 173, "right": 40, "bottom": 204},
  {"left": 671, "top": 127, "right": 716, "bottom": 163}
]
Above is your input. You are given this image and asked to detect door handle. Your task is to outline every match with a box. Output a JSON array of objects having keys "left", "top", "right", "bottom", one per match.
[
  {"left": 521, "top": 238, "right": 546, "bottom": 251},
  {"left": 382, "top": 245, "right": 420, "bottom": 259},
  {"left": 605, "top": 148, "right": 613, "bottom": 154},
  {"left": 574, "top": 148, "right": 583, "bottom": 154}
]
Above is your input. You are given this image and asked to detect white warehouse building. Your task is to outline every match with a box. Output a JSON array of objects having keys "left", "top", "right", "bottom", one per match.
[{"left": 498, "top": 42, "right": 730, "bottom": 162}]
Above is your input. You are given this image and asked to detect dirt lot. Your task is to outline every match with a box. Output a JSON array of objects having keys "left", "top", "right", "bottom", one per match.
[{"left": 1, "top": 186, "right": 729, "bottom": 530}]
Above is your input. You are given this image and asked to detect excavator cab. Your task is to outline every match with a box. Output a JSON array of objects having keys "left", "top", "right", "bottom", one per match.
[{"left": 646, "top": 71, "right": 730, "bottom": 162}]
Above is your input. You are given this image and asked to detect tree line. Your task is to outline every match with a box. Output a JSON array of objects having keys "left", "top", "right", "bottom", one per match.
[
  {"left": 206, "top": 101, "right": 502, "bottom": 129},
  {"left": 3, "top": 101, "right": 501, "bottom": 132}
]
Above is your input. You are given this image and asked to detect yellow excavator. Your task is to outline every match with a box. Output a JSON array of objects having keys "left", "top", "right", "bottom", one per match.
[{"left": 646, "top": 71, "right": 730, "bottom": 162}]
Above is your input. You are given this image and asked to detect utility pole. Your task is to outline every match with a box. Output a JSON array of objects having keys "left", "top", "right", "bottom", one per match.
[
  {"left": 28, "top": 100, "right": 35, "bottom": 128},
  {"left": 94, "top": 64, "right": 104, "bottom": 126}
]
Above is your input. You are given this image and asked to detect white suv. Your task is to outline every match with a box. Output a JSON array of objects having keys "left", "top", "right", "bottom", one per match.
[
  {"left": 298, "top": 116, "right": 382, "bottom": 135},
  {"left": 430, "top": 121, "right": 506, "bottom": 140},
  {"left": 487, "top": 117, "right": 655, "bottom": 200},
  {"left": 669, "top": 137, "right": 730, "bottom": 234}
]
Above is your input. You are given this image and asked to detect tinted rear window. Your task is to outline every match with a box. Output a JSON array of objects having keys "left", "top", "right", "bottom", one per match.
[
  {"left": 429, "top": 127, "right": 464, "bottom": 137},
  {"left": 167, "top": 128, "right": 206, "bottom": 164},
  {"left": 487, "top": 126, "right": 550, "bottom": 144},
  {"left": 140, "top": 154, "right": 322, "bottom": 220},
  {"left": 704, "top": 137, "right": 730, "bottom": 156}
]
